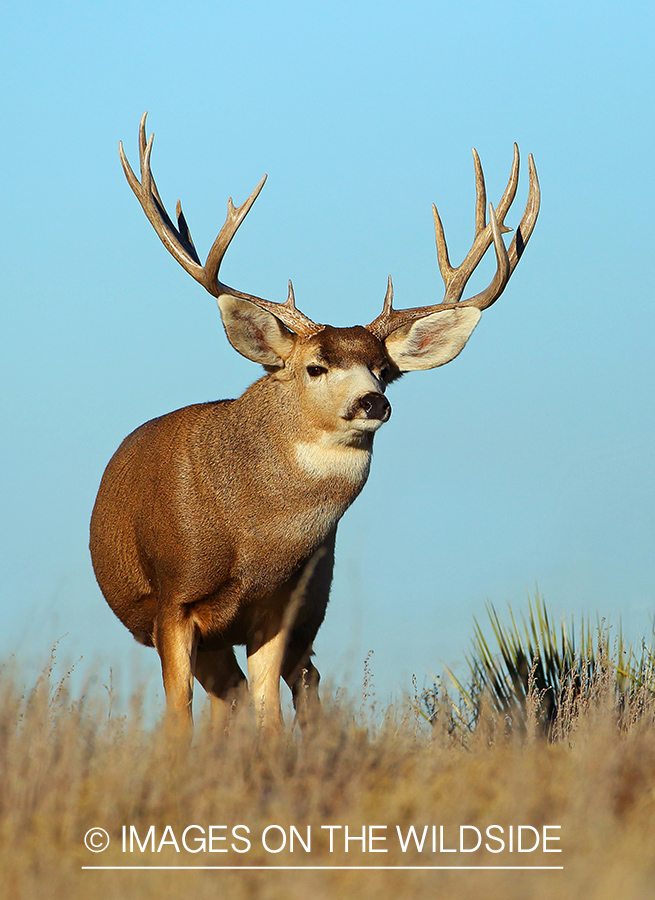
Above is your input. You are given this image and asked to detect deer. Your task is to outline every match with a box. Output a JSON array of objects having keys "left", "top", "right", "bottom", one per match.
[{"left": 90, "top": 113, "right": 540, "bottom": 733}]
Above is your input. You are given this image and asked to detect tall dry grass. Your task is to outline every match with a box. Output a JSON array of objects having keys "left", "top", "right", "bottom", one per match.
[{"left": 1, "top": 646, "right": 655, "bottom": 900}]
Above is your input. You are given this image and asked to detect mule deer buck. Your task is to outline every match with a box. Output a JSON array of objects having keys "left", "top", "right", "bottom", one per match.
[{"left": 90, "top": 113, "right": 539, "bottom": 732}]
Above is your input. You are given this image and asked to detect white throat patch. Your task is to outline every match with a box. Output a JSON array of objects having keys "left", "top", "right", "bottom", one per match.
[{"left": 294, "top": 438, "right": 371, "bottom": 484}]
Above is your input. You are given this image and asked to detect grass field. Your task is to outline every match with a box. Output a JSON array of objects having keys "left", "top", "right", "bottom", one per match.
[{"left": 2, "top": 635, "right": 655, "bottom": 900}]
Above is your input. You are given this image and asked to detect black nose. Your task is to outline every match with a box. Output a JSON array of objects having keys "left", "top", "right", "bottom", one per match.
[{"left": 358, "top": 392, "right": 391, "bottom": 421}]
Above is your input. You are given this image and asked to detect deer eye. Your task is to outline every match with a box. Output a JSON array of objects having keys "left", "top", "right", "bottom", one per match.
[
  {"left": 380, "top": 366, "right": 390, "bottom": 381},
  {"left": 306, "top": 365, "right": 327, "bottom": 377}
]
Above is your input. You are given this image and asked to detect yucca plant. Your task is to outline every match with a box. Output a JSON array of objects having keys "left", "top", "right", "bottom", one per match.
[{"left": 423, "top": 591, "right": 655, "bottom": 739}]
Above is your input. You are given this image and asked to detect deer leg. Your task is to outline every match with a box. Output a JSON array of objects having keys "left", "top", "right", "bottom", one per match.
[
  {"left": 280, "top": 533, "right": 334, "bottom": 728},
  {"left": 283, "top": 645, "right": 321, "bottom": 729},
  {"left": 194, "top": 646, "right": 247, "bottom": 733},
  {"left": 246, "top": 630, "right": 287, "bottom": 730},
  {"left": 153, "top": 606, "right": 197, "bottom": 732}
]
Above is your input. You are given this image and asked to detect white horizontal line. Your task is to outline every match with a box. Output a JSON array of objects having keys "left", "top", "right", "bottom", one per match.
[{"left": 82, "top": 865, "right": 564, "bottom": 871}]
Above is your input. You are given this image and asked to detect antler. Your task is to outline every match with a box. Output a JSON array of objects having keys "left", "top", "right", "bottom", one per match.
[
  {"left": 120, "top": 113, "right": 321, "bottom": 338},
  {"left": 368, "top": 145, "right": 540, "bottom": 340}
]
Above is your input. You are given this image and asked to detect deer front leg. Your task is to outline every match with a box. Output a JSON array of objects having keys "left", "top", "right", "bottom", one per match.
[
  {"left": 246, "top": 629, "right": 287, "bottom": 730},
  {"left": 154, "top": 605, "right": 198, "bottom": 733}
]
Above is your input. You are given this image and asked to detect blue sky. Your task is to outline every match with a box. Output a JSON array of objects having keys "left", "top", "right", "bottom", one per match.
[{"left": 2, "top": 0, "right": 654, "bottom": 706}]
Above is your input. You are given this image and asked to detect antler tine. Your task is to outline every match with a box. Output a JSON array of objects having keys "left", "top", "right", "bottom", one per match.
[
  {"left": 473, "top": 148, "right": 487, "bottom": 233},
  {"left": 120, "top": 114, "right": 321, "bottom": 338},
  {"left": 204, "top": 178, "right": 269, "bottom": 295},
  {"left": 368, "top": 145, "right": 539, "bottom": 339},
  {"left": 460, "top": 202, "right": 511, "bottom": 310},
  {"left": 506, "top": 153, "right": 540, "bottom": 270},
  {"left": 440, "top": 144, "right": 518, "bottom": 305},
  {"left": 432, "top": 145, "right": 518, "bottom": 300},
  {"left": 120, "top": 115, "right": 205, "bottom": 280},
  {"left": 224, "top": 279, "right": 324, "bottom": 338},
  {"left": 459, "top": 149, "right": 539, "bottom": 310},
  {"left": 137, "top": 112, "right": 173, "bottom": 235}
]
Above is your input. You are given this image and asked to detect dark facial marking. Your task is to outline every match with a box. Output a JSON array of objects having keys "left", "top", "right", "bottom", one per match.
[{"left": 305, "top": 325, "right": 390, "bottom": 371}]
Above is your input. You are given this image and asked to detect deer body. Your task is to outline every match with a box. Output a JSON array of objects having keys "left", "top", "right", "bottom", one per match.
[
  {"left": 90, "top": 114, "right": 539, "bottom": 730},
  {"left": 92, "top": 373, "right": 365, "bottom": 632},
  {"left": 91, "top": 325, "right": 395, "bottom": 726}
]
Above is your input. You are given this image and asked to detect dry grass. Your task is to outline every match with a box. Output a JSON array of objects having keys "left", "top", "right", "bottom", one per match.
[{"left": 2, "top": 652, "right": 655, "bottom": 900}]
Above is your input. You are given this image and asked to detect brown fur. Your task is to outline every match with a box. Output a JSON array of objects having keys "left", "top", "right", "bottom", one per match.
[{"left": 90, "top": 329, "right": 394, "bottom": 729}]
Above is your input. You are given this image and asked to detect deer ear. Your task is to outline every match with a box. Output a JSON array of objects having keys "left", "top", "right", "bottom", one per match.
[
  {"left": 384, "top": 307, "right": 482, "bottom": 371},
  {"left": 217, "top": 295, "right": 296, "bottom": 366}
]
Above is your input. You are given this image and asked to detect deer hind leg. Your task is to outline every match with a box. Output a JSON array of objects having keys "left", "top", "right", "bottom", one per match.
[
  {"left": 280, "top": 534, "right": 335, "bottom": 728},
  {"left": 153, "top": 605, "right": 198, "bottom": 733},
  {"left": 194, "top": 646, "right": 247, "bottom": 733},
  {"left": 283, "top": 643, "right": 321, "bottom": 729}
]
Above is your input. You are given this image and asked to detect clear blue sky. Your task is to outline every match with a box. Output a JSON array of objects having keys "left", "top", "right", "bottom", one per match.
[{"left": 2, "top": 0, "right": 654, "bottom": 706}]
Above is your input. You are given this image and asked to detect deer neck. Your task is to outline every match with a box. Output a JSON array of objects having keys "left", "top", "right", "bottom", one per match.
[
  {"left": 292, "top": 430, "right": 372, "bottom": 486},
  {"left": 235, "top": 374, "right": 373, "bottom": 496}
]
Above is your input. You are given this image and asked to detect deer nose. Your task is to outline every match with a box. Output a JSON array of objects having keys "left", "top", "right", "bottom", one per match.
[{"left": 358, "top": 392, "right": 391, "bottom": 421}]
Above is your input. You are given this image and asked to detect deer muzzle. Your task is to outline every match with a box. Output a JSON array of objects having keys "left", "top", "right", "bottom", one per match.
[{"left": 357, "top": 392, "right": 391, "bottom": 422}]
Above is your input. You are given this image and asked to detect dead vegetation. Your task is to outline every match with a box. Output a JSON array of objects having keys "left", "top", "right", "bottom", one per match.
[{"left": 2, "top": 628, "right": 655, "bottom": 900}]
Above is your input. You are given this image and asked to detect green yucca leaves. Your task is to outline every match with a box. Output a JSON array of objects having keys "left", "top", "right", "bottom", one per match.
[{"left": 424, "top": 591, "right": 655, "bottom": 739}]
